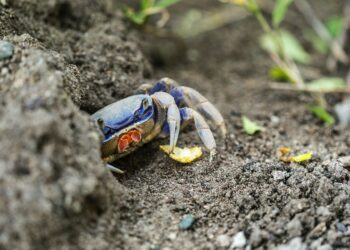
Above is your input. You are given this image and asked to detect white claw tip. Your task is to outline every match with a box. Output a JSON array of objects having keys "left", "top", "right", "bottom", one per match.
[
  {"left": 220, "top": 124, "right": 227, "bottom": 138},
  {"left": 209, "top": 149, "right": 216, "bottom": 163}
]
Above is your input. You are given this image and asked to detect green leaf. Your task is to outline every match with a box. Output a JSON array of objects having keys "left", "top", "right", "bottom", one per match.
[
  {"left": 155, "top": 0, "right": 181, "bottom": 8},
  {"left": 242, "top": 116, "right": 265, "bottom": 135},
  {"left": 260, "top": 30, "right": 311, "bottom": 64},
  {"left": 306, "top": 77, "right": 345, "bottom": 91},
  {"left": 303, "top": 29, "right": 328, "bottom": 54},
  {"left": 272, "top": 0, "right": 293, "bottom": 27},
  {"left": 308, "top": 105, "right": 335, "bottom": 125},
  {"left": 269, "top": 66, "right": 293, "bottom": 82},
  {"left": 326, "top": 16, "right": 343, "bottom": 38},
  {"left": 141, "top": 0, "right": 155, "bottom": 10},
  {"left": 124, "top": 9, "right": 147, "bottom": 24}
]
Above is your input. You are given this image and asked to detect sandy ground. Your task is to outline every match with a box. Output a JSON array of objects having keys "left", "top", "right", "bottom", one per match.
[{"left": 1, "top": 0, "right": 350, "bottom": 249}]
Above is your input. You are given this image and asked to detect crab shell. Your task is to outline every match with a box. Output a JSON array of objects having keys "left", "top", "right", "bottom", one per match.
[{"left": 91, "top": 95, "right": 157, "bottom": 161}]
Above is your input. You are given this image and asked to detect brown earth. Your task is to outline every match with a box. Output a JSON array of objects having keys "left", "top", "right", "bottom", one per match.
[{"left": 1, "top": 0, "right": 350, "bottom": 249}]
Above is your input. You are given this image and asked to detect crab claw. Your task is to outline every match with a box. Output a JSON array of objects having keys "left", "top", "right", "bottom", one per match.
[
  {"left": 130, "top": 130, "right": 142, "bottom": 143},
  {"left": 167, "top": 103, "right": 181, "bottom": 152},
  {"left": 180, "top": 107, "right": 217, "bottom": 158},
  {"left": 152, "top": 92, "right": 181, "bottom": 152},
  {"left": 118, "top": 135, "right": 130, "bottom": 152}
]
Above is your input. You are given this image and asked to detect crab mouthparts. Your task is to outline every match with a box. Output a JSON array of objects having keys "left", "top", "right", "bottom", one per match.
[{"left": 117, "top": 129, "right": 142, "bottom": 153}]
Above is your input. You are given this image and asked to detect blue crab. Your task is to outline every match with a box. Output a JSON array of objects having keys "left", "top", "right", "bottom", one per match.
[{"left": 91, "top": 78, "right": 226, "bottom": 173}]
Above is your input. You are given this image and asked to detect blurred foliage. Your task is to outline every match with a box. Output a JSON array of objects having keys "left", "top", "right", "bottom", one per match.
[
  {"left": 272, "top": 0, "right": 293, "bottom": 27},
  {"left": 242, "top": 116, "right": 264, "bottom": 135},
  {"left": 306, "top": 78, "right": 345, "bottom": 92},
  {"left": 260, "top": 30, "right": 311, "bottom": 64},
  {"left": 304, "top": 15, "right": 344, "bottom": 54},
  {"left": 124, "top": 0, "right": 180, "bottom": 25},
  {"left": 326, "top": 15, "right": 344, "bottom": 38},
  {"left": 308, "top": 105, "right": 335, "bottom": 125},
  {"left": 269, "top": 66, "right": 294, "bottom": 82}
]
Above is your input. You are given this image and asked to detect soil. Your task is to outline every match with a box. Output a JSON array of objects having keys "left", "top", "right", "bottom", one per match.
[{"left": 1, "top": 0, "right": 350, "bottom": 250}]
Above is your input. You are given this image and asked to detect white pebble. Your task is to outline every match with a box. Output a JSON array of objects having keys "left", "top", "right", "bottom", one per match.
[
  {"left": 216, "top": 234, "right": 231, "bottom": 248},
  {"left": 231, "top": 231, "right": 246, "bottom": 249}
]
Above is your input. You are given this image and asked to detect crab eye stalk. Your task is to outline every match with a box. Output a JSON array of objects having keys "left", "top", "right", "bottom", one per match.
[
  {"left": 142, "top": 98, "right": 150, "bottom": 110},
  {"left": 97, "top": 118, "right": 105, "bottom": 130}
]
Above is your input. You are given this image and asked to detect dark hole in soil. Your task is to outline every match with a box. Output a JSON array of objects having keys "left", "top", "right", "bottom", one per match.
[{"left": 44, "top": 2, "right": 87, "bottom": 32}]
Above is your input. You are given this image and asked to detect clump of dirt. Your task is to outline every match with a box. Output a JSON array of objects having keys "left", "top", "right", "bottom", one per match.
[
  {"left": 0, "top": 0, "right": 148, "bottom": 249},
  {"left": 0, "top": 36, "right": 126, "bottom": 249},
  {"left": 0, "top": 0, "right": 150, "bottom": 111}
]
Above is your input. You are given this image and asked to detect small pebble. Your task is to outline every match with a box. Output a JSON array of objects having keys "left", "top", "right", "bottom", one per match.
[
  {"left": 231, "top": 231, "right": 246, "bottom": 248},
  {"left": 339, "top": 156, "right": 350, "bottom": 169},
  {"left": 0, "top": 41, "right": 14, "bottom": 60},
  {"left": 216, "top": 234, "right": 231, "bottom": 248},
  {"left": 309, "top": 222, "right": 326, "bottom": 238},
  {"left": 335, "top": 222, "right": 347, "bottom": 233},
  {"left": 150, "top": 246, "right": 161, "bottom": 250},
  {"left": 168, "top": 232, "right": 177, "bottom": 240},
  {"left": 1, "top": 67, "right": 8, "bottom": 75},
  {"left": 270, "top": 115, "right": 280, "bottom": 126},
  {"left": 287, "top": 219, "right": 302, "bottom": 237},
  {"left": 317, "top": 244, "right": 333, "bottom": 250},
  {"left": 276, "top": 237, "right": 306, "bottom": 250},
  {"left": 272, "top": 170, "right": 288, "bottom": 181},
  {"left": 179, "top": 214, "right": 195, "bottom": 230}
]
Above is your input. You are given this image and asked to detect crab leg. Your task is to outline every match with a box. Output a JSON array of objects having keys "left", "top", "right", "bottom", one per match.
[
  {"left": 152, "top": 92, "right": 181, "bottom": 152},
  {"left": 138, "top": 78, "right": 226, "bottom": 137},
  {"left": 137, "top": 77, "right": 178, "bottom": 95},
  {"left": 171, "top": 87, "right": 226, "bottom": 137},
  {"left": 181, "top": 107, "right": 216, "bottom": 160},
  {"left": 106, "top": 164, "right": 124, "bottom": 174}
]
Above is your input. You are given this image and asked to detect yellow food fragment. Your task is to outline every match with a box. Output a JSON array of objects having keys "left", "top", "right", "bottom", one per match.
[
  {"left": 279, "top": 147, "right": 291, "bottom": 155},
  {"left": 160, "top": 145, "right": 202, "bottom": 163},
  {"left": 291, "top": 152, "right": 313, "bottom": 163}
]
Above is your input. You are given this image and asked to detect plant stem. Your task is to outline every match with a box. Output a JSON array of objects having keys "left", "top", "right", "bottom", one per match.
[
  {"left": 294, "top": 0, "right": 349, "bottom": 64},
  {"left": 253, "top": 7, "right": 272, "bottom": 33},
  {"left": 248, "top": 2, "right": 304, "bottom": 87},
  {"left": 269, "top": 82, "right": 350, "bottom": 94}
]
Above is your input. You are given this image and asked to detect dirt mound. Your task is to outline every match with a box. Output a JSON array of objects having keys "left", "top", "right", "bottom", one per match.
[
  {"left": 1, "top": 0, "right": 150, "bottom": 111},
  {"left": 0, "top": 1, "right": 146, "bottom": 249}
]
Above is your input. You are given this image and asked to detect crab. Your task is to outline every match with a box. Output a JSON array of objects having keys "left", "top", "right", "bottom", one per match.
[{"left": 91, "top": 78, "right": 226, "bottom": 173}]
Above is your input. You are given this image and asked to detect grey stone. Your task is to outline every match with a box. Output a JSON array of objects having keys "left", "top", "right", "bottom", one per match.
[
  {"left": 216, "top": 234, "right": 231, "bottom": 248},
  {"left": 0, "top": 41, "right": 14, "bottom": 60},
  {"left": 272, "top": 170, "right": 288, "bottom": 181},
  {"left": 276, "top": 237, "right": 307, "bottom": 250},
  {"left": 231, "top": 231, "right": 246, "bottom": 249}
]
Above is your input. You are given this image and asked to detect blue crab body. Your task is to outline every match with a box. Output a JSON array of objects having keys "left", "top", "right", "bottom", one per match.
[
  {"left": 91, "top": 95, "right": 158, "bottom": 162},
  {"left": 91, "top": 78, "right": 226, "bottom": 172}
]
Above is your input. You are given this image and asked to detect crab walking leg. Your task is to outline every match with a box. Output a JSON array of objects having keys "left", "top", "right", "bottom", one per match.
[
  {"left": 170, "top": 86, "right": 226, "bottom": 137},
  {"left": 137, "top": 78, "right": 226, "bottom": 137},
  {"left": 106, "top": 164, "right": 124, "bottom": 174},
  {"left": 152, "top": 92, "right": 181, "bottom": 152},
  {"left": 137, "top": 77, "right": 179, "bottom": 95},
  {"left": 181, "top": 107, "right": 217, "bottom": 160}
]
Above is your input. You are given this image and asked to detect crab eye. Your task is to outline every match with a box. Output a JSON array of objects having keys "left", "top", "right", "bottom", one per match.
[
  {"left": 142, "top": 98, "right": 150, "bottom": 110},
  {"left": 97, "top": 118, "right": 104, "bottom": 129}
]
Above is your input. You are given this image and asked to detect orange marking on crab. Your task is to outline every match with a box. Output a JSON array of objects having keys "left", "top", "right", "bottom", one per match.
[
  {"left": 130, "top": 130, "right": 142, "bottom": 142},
  {"left": 117, "top": 129, "right": 142, "bottom": 152},
  {"left": 118, "top": 138, "right": 130, "bottom": 152}
]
